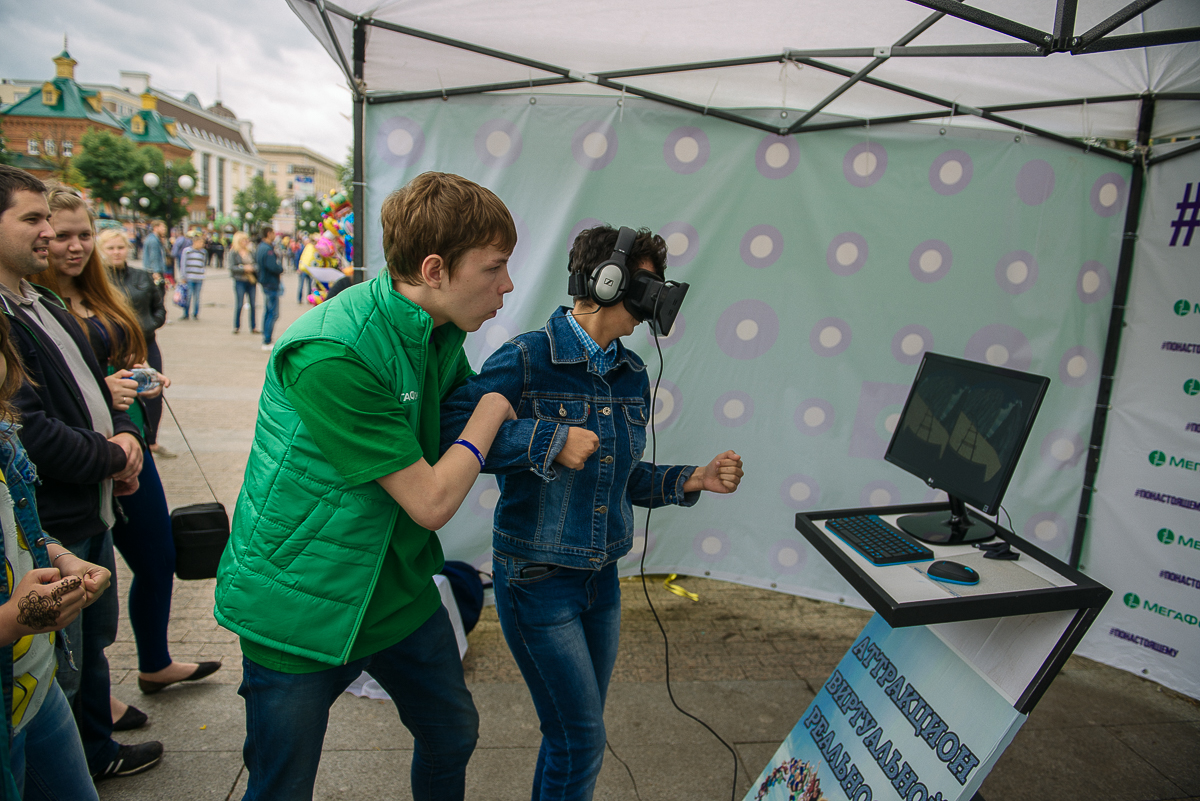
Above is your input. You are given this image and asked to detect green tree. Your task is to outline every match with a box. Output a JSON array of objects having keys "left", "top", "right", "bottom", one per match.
[
  {"left": 129, "top": 146, "right": 196, "bottom": 232},
  {"left": 0, "top": 123, "right": 13, "bottom": 167},
  {"left": 74, "top": 128, "right": 141, "bottom": 211},
  {"left": 294, "top": 196, "right": 325, "bottom": 236},
  {"left": 233, "top": 175, "right": 281, "bottom": 233}
]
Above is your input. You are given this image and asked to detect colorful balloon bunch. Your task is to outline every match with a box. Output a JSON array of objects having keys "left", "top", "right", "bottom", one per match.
[{"left": 301, "top": 189, "right": 355, "bottom": 306}]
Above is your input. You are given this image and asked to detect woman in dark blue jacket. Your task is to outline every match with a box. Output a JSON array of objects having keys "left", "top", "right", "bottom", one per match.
[{"left": 443, "top": 226, "right": 743, "bottom": 801}]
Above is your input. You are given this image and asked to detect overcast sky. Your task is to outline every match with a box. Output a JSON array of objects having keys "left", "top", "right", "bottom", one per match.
[{"left": 0, "top": 0, "right": 352, "bottom": 162}]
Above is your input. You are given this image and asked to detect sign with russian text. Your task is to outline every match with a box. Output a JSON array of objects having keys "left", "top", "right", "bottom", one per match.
[
  {"left": 1077, "top": 146, "right": 1200, "bottom": 700},
  {"left": 748, "top": 615, "right": 1024, "bottom": 801}
]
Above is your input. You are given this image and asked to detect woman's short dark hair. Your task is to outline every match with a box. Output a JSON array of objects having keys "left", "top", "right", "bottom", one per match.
[{"left": 567, "top": 226, "right": 667, "bottom": 303}]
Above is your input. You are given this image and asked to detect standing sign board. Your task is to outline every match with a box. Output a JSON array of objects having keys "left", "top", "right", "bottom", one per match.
[{"left": 748, "top": 615, "right": 1023, "bottom": 801}]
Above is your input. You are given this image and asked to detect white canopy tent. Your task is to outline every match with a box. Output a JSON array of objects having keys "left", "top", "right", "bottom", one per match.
[{"left": 286, "top": 0, "right": 1200, "bottom": 695}]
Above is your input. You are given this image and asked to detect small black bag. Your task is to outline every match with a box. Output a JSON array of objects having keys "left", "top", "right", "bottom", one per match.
[
  {"left": 171, "top": 502, "right": 229, "bottom": 580},
  {"left": 163, "top": 397, "right": 230, "bottom": 580}
]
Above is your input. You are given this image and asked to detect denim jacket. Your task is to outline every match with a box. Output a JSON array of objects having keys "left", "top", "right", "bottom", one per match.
[
  {"left": 442, "top": 307, "right": 697, "bottom": 570},
  {"left": 0, "top": 424, "right": 62, "bottom": 745}
]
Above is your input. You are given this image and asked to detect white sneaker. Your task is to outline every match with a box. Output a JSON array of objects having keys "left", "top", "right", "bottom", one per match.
[{"left": 261, "top": 343, "right": 274, "bottom": 352}]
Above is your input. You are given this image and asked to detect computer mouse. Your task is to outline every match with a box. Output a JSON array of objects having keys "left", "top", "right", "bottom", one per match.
[{"left": 926, "top": 560, "right": 979, "bottom": 585}]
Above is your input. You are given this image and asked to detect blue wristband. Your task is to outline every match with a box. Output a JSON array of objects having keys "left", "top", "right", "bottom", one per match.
[{"left": 454, "top": 439, "right": 485, "bottom": 469}]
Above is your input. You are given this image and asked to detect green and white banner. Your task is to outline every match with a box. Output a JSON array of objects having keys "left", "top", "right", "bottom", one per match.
[
  {"left": 364, "top": 95, "right": 1126, "bottom": 603},
  {"left": 1077, "top": 148, "right": 1200, "bottom": 700}
]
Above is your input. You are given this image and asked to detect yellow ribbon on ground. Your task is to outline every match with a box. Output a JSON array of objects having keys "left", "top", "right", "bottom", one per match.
[{"left": 662, "top": 574, "right": 699, "bottom": 602}]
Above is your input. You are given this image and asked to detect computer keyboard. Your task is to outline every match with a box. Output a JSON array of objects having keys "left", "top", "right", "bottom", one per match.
[{"left": 824, "top": 515, "right": 934, "bottom": 566}]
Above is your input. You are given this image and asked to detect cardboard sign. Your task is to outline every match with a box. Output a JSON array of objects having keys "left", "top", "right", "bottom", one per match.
[{"left": 748, "top": 615, "right": 1025, "bottom": 801}]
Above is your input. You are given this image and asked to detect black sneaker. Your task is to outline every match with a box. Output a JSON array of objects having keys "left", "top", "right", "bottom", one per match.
[{"left": 92, "top": 741, "right": 163, "bottom": 780}]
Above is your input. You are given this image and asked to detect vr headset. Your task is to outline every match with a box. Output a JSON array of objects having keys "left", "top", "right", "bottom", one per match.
[{"left": 566, "top": 226, "right": 689, "bottom": 337}]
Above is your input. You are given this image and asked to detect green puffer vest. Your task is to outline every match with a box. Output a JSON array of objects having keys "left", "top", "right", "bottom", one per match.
[{"left": 213, "top": 270, "right": 469, "bottom": 666}]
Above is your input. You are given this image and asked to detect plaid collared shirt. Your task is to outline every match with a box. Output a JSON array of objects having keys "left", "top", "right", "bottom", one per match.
[{"left": 566, "top": 311, "right": 619, "bottom": 375}]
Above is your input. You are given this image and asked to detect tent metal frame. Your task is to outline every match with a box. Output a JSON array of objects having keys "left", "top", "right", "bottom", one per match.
[{"left": 312, "top": 0, "right": 1195, "bottom": 569}]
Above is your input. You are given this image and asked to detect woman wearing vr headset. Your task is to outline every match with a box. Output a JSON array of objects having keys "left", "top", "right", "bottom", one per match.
[{"left": 442, "top": 225, "right": 743, "bottom": 800}]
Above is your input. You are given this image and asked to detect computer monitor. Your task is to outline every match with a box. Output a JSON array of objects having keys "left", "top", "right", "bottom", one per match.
[{"left": 884, "top": 352, "right": 1050, "bottom": 545}]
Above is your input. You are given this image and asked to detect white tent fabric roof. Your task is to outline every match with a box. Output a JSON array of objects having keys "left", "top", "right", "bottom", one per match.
[{"left": 289, "top": 0, "right": 1199, "bottom": 142}]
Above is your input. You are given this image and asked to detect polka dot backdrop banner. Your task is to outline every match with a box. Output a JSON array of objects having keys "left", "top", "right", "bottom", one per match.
[{"left": 365, "top": 96, "right": 1128, "bottom": 605}]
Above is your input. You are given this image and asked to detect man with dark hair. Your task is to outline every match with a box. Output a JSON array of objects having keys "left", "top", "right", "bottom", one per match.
[
  {"left": 215, "top": 172, "right": 519, "bottom": 801},
  {"left": 0, "top": 165, "right": 160, "bottom": 782},
  {"left": 255, "top": 226, "right": 284, "bottom": 351}
]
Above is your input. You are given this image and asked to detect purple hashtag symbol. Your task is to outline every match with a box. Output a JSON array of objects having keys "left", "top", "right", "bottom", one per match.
[{"left": 1170, "top": 183, "right": 1200, "bottom": 247}]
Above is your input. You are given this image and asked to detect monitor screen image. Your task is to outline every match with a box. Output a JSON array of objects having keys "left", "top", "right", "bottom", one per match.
[{"left": 884, "top": 352, "right": 1050, "bottom": 544}]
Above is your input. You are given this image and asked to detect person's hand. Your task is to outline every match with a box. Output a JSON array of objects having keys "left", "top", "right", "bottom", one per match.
[
  {"left": 684, "top": 450, "right": 744, "bottom": 494},
  {"left": 49, "top": 551, "right": 111, "bottom": 607},
  {"left": 114, "top": 477, "right": 140, "bottom": 496},
  {"left": 109, "top": 432, "right": 144, "bottom": 481},
  {"left": 554, "top": 427, "right": 600, "bottom": 470},
  {"left": 105, "top": 370, "right": 139, "bottom": 412},
  {"left": 131, "top": 363, "right": 170, "bottom": 399},
  {"left": 0, "top": 568, "right": 87, "bottom": 644},
  {"left": 480, "top": 392, "right": 516, "bottom": 423}
]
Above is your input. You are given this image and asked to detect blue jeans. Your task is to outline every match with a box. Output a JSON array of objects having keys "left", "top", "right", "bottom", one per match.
[
  {"left": 57, "top": 530, "right": 120, "bottom": 771},
  {"left": 111, "top": 451, "right": 176, "bottom": 673},
  {"left": 493, "top": 554, "right": 621, "bottom": 801},
  {"left": 261, "top": 284, "right": 283, "bottom": 344},
  {"left": 11, "top": 682, "right": 99, "bottom": 801},
  {"left": 238, "top": 605, "right": 478, "bottom": 801},
  {"left": 297, "top": 271, "right": 312, "bottom": 302},
  {"left": 184, "top": 280, "right": 202, "bottom": 318},
  {"left": 234, "top": 280, "right": 258, "bottom": 331}
]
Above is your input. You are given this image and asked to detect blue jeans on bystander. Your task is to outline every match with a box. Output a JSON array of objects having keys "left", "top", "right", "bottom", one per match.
[
  {"left": 238, "top": 605, "right": 478, "bottom": 801},
  {"left": 261, "top": 285, "right": 283, "bottom": 345},
  {"left": 492, "top": 553, "right": 621, "bottom": 801},
  {"left": 233, "top": 280, "right": 258, "bottom": 331},
  {"left": 184, "top": 280, "right": 203, "bottom": 319},
  {"left": 11, "top": 682, "right": 100, "bottom": 801}
]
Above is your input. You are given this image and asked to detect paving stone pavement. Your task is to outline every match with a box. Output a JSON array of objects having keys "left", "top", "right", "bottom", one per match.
[{"left": 95, "top": 269, "right": 1200, "bottom": 801}]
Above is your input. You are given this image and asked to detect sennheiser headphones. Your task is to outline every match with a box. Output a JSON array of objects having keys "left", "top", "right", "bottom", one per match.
[{"left": 566, "top": 226, "right": 637, "bottom": 307}]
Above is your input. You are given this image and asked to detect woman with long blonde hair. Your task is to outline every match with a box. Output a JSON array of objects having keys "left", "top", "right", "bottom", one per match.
[
  {"left": 40, "top": 188, "right": 220, "bottom": 739},
  {"left": 228, "top": 230, "right": 257, "bottom": 334}
]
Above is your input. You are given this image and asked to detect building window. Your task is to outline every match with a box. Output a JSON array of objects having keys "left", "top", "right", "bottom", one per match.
[
  {"left": 62, "top": 140, "right": 73, "bottom": 157},
  {"left": 27, "top": 139, "right": 38, "bottom": 155},
  {"left": 270, "top": 164, "right": 278, "bottom": 174},
  {"left": 44, "top": 139, "right": 55, "bottom": 156},
  {"left": 217, "top": 157, "right": 226, "bottom": 212},
  {"left": 201, "top": 153, "right": 211, "bottom": 196}
]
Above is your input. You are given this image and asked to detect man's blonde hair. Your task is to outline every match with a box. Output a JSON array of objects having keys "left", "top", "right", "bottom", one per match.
[{"left": 380, "top": 172, "right": 516, "bottom": 284}]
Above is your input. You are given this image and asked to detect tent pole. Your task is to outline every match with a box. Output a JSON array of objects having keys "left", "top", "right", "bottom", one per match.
[
  {"left": 1052, "top": 0, "right": 1079, "bottom": 51},
  {"left": 352, "top": 18, "right": 366, "bottom": 284},
  {"left": 1076, "top": 27, "right": 1200, "bottom": 54},
  {"left": 1075, "top": 0, "right": 1168, "bottom": 50},
  {"left": 904, "top": 0, "right": 1050, "bottom": 47},
  {"left": 1069, "top": 95, "right": 1155, "bottom": 569}
]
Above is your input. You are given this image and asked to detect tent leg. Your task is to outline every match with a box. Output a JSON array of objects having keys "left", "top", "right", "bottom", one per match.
[
  {"left": 1069, "top": 95, "right": 1155, "bottom": 568},
  {"left": 352, "top": 19, "right": 366, "bottom": 284}
]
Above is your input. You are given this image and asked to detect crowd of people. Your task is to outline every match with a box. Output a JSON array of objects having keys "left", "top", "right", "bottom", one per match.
[
  {"left": 0, "top": 164, "right": 745, "bottom": 801},
  {"left": 0, "top": 164, "right": 226, "bottom": 797}
]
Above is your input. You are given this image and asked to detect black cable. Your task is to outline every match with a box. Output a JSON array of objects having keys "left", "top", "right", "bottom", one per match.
[{"left": 637, "top": 296, "right": 740, "bottom": 801}]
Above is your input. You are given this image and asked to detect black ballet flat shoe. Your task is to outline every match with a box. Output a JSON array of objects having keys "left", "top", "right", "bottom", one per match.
[
  {"left": 137, "top": 661, "right": 222, "bottom": 695},
  {"left": 112, "top": 704, "right": 148, "bottom": 731}
]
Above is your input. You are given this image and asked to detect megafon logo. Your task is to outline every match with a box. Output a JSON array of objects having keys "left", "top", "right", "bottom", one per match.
[
  {"left": 1124, "top": 592, "right": 1141, "bottom": 609},
  {"left": 1186, "top": 379, "right": 1200, "bottom": 397},
  {"left": 1159, "top": 528, "right": 1176, "bottom": 545},
  {"left": 1176, "top": 299, "right": 1193, "bottom": 316},
  {"left": 1148, "top": 450, "right": 1200, "bottom": 471},
  {"left": 1148, "top": 451, "right": 1167, "bottom": 467}
]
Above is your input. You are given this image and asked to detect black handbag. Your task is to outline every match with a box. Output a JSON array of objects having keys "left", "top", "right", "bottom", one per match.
[{"left": 164, "top": 397, "right": 230, "bottom": 580}]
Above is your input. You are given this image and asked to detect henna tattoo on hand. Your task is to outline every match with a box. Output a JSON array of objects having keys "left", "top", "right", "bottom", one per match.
[
  {"left": 17, "top": 591, "right": 61, "bottom": 629},
  {"left": 50, "top": 575, "right": 82, "bottom": 600}
]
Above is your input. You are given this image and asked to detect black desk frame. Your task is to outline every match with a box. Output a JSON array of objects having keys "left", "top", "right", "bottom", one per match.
[{"left": 798, "top": 502, "right": 1112, "bottom": 714}]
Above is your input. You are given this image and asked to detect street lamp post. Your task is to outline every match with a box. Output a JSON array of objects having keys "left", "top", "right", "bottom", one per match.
[{"left": 142, "top": 169, "right": 196, "bottom": 233}]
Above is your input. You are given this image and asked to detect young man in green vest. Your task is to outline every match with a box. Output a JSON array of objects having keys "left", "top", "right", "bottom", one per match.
[{"left": 214, "top": 172, "right": 517, "bottom": 801}]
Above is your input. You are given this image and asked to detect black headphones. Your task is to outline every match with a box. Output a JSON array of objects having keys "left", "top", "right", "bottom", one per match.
[{"left": 567, "top": 226, "right": 636, "bottom": 307}]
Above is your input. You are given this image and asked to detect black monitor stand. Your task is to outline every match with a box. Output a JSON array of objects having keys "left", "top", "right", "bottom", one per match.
[{"left": 896, "top": 495, "right": 996, "bottom": 545}]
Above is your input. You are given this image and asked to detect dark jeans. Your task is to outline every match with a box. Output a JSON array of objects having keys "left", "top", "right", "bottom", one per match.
[
  {"left": 58, "top": 530, "right": 120, "bottom": 771},
  {"left": 296, "top": 271, "right": 312, "bottom": 302},
  {"left": 261, "top": 284, "right": 282, "bottom": 344},
  {"left": 111, "top": 452, "right": 175, "bottom": 673},
  {"left": 493, "top": 554, "right": 621, "bottom": 801},
  {"left": 142, "top": 339, "right": 163, "bottom": 446},
  {"left": 234, "top": 280, "right": 258, "bottom": 331},
  {"left": 238, "top": 606, "right": 478, "bottom": 800}
]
